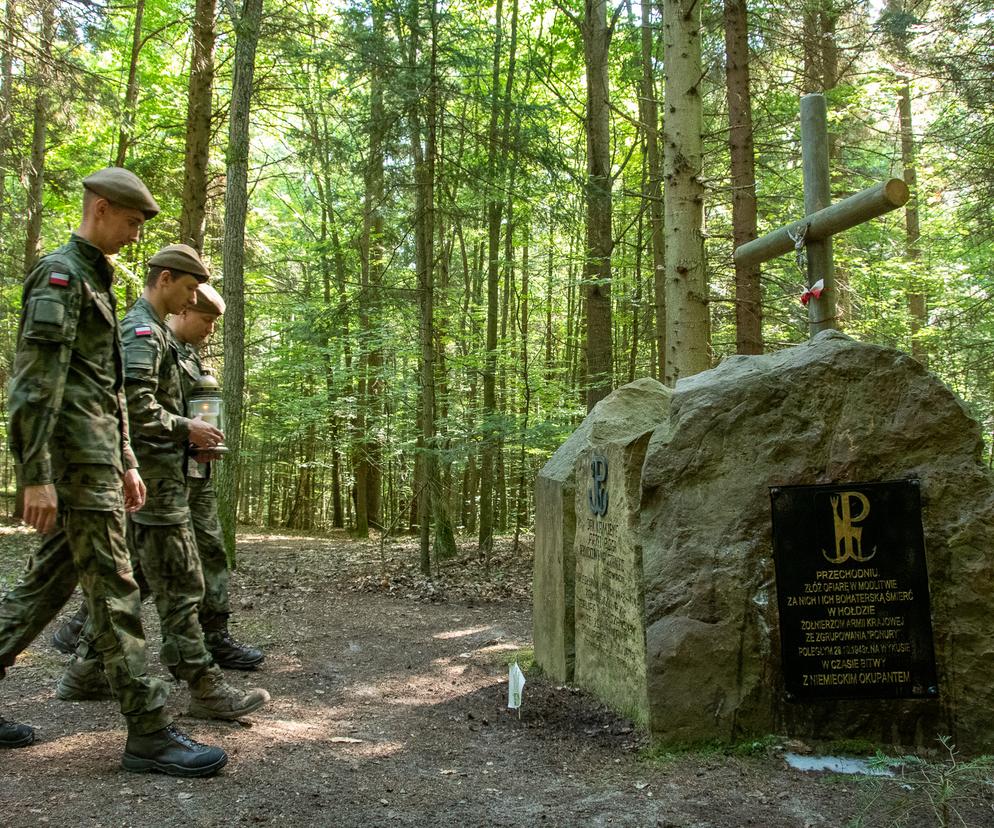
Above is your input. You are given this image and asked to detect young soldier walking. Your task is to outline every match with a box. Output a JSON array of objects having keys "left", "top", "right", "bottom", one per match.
[
  {"left": 0, "top": 168, "right": 226, "bottom": 776},
  {"left": 171, "top": 283, "right": 265, "bottom": 669},
  {"left": 58, "top": 244, "right": 269, "bottom": 719},
  {"left": 53, "top": 284, "right": 263, "bottom": 670}
]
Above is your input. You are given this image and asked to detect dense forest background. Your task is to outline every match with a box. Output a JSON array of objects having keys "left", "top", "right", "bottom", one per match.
[{"left": 0, "top": 0, "right": 992, "bottom": 570}]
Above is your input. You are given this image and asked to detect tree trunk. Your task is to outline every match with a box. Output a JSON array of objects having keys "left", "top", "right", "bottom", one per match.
[
  {"left": 724, "top": 0, "right": 762, "bottom": 354},
  {"left": 513, "top": 231, "right": 530, "bottom": 550},
  {"left": 0, "top": 0, "right": 17, "bottom": 251},
  {"left": 545, "top": 233, "right": 554, "bottom": 382},
  {"left": 802, "top": 5, "right": 821, "bottom": 94},
  {"left": 22, "top": 0, "right": 54, "bottom": 276},
  {"left": 582, "top": 0, "right": 613, "bottom": 409},
  {"left": 409, "top": 0, "right": 455, "bottom": 575},
  {"left": 663, "top": 0, "right": 710, "bottom": 381},
  {"left": 898, "top": 78, "right": 925, "bottom": 365},
  {"left": 565, "top": 223, "right": 582, "bottom": 392},
  {"left": 496, "top": 11, "right": 520, "bottom": 536},
  {"left": 217, "top": 0, "right": 263, "bottom": 561},
  {"left": 629, "top": 212, "right": 642, "bottom": 382},
  {"left": 640, "top": 0, "right": 666, "bottom": 378},
  {"left": 179, "top": 0, "right": 216, "bottom": 250},
  {"left": 478, "top": 0, "right": 505, "bottom": 557},
  {"left": 331, "top": 437, "right": 344, "bottom": 528},
  {"left": 115, "top": 0, "right": 146, "bottom": 167},
  {"left": 355, "top": 0, "right": 387, "bottom": 536}
]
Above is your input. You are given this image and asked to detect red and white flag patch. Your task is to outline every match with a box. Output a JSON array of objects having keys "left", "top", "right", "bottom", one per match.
[
  {"left": 49, "top": 272, "right": 69, "bottom": 287},
  {"left": 134, "top": 325, "right": 153, "bottom": 337}
]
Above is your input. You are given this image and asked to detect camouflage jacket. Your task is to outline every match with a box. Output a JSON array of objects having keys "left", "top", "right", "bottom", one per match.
[
  {"left": 121, "top": 297, "right": 191, "bottom": 484},
  {"left": 174, "top": 339, "right": 209, "bottom": 480},
  {"left": 8, "top": 234, "right": 137, "bottom": 492}
]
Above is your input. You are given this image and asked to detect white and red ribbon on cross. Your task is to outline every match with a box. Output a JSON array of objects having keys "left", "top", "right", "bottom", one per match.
[{"left": 800, "top": 279, "right": 825, "bottom": 306}]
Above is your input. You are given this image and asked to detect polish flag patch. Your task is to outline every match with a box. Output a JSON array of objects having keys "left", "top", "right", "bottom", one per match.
[
  {"left": 134, "top": 325, "right": 153, "bottom": 337},
  {"left": 49, "top": 272, "right": 69, "bottom": 287}
]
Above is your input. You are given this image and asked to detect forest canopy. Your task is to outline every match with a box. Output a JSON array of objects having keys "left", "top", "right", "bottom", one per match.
[{"left": 1, "top": 0, "right": 992, "bottom": 565}]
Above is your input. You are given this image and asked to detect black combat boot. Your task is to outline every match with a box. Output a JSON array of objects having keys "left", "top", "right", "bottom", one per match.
[
  {"left": 51, "top": 602, "right": 89, "bottom": 655},
  {"left": 0, "top": 714, "right": 34, "bottom": 748},
  {"left": 202, "top": 614, "right": 265, "bottom": 670},
  {"left": 122, "top": 725, "right": 227, "bottom": 777}
]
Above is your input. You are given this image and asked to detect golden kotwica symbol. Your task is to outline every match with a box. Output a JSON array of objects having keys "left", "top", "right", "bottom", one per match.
[{"left": 822, "top": 491, "right": 877, "bottom": 564}]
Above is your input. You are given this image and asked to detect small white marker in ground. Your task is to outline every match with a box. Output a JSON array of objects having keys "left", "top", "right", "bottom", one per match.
[{"left": 508, "top": 661, "right": 526, "bottom": 717}]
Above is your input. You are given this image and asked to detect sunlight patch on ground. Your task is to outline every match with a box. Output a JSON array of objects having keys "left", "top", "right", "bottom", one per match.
[
  {"left": 235, "top": 704, "right": 406, "bottom": 759},
  {"left": 432, "top": 624, "right": 495, "bottom": 641},
  {"left": 327, "top": 633, "right": 529, "bottom": 708},
  {"left": 238, "top": 533, "right": 344, "bottom": 544},
  {"left": 259, "top": 656, "right": 305, "bottom": 674},
  {"left": 4, "top": 683, "right": 65, "bottom": 707},
  {"left": 325, "top": 739, "right": 405, "bottom": 759},
  {"left": 456, "top": 641, "right": 520, "bottom": 658},
  {"left": 261, "top": 718, "right": 333, "bottom": 736},
  {"left": 250, "top": 698, "right": 350, "bottom": 724},
  {"left": 8, "top": 729, "right": 117, "bottom": 763},
  {"left": 15, "top": 644, "right": 66, "bottom": 669},
  {"left": 351, "top": 666, "right": 503, "bottom": 710}
]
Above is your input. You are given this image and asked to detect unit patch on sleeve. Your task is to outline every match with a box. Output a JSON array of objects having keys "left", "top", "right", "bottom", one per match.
[
  {"left": 49, "top": 272, "right": 70, "bottom": 287},
  {"left": 134, "top": 325, "right": 153, "bottom": 337}
]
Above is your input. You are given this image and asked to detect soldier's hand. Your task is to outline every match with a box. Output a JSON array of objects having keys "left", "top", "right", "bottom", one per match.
[
  {"left": 122, "top": 469, "right": 146, "bottom": 513},
  {"left": 23, "top": 484, "right": 58, "bottom": 534},
  {"left": 188, "top": 416, "right": 225, "bottom": 450}
]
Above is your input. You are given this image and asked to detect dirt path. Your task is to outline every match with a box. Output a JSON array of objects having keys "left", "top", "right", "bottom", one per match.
[{"left": 0, "top": 528, "right": 935, "bottom": 826}]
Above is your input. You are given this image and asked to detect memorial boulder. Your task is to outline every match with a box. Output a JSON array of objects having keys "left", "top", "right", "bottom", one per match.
[
  {"left": 534, "top": 331, "right": 994, "bottom": 753},
  {"left": 641, "top": 330, "right": 994, "bottom": 752}
]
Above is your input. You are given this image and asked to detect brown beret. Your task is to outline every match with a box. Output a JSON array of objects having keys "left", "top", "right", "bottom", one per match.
[
  {"left": 82, "top": 167, "right": 160, "bottom": 219},
  {"left": 192, "top": 283, "right": 225, "bottom": 316},
  {"left": 148, "top": 244, "right": 210, "bottom": 282}
]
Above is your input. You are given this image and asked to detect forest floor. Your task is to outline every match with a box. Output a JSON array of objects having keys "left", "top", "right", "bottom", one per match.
[{"left": 0, "top": 525, "right": 989, "bottom": 827}]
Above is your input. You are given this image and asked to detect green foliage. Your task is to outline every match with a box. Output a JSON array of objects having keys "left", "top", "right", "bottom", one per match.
[
  {"left": 824, "top": 738, "right": 878, "bottom": 756},
  {"left": 850, "top": 737, "right": 994, "bottom": 828},
  {"left": 504, "top": 646, "right": 535, "bottom": 673},
  {"left": 641, "top": 734, "right": 782, "bottom": 763},
  {"left": 3, "top": 0, "right": 994, "bottom": 535}
]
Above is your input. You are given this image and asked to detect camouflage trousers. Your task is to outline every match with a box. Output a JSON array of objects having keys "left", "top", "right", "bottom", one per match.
[
  {"left": 188, "top": 476, "right": 230, "bottom": 622},
  {"left": 0, "top": 502, "right": 171, "bottom": 734},
  {"left": 128, "top": 479, "right": 221, "bottom": 684}
]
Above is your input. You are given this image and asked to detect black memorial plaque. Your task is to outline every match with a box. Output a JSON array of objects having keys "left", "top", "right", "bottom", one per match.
[{"left": 770, "top": 480, "right": 938, "bottom": 701}]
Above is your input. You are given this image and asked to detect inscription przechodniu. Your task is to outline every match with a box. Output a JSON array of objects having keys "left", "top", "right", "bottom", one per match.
[{"left": 771, "top": 480, "right": 938, "bottom": 701}]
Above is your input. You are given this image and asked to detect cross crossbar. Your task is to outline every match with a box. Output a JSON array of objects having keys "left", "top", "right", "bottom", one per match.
[{"left": 733, "top": 178, "right": 909, "bottom": 270}]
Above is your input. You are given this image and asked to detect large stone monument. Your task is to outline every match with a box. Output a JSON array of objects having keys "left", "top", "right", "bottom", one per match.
[
  {"left": 534, "top": 331, "right": 994, "bottom": 753},
  {"left": 534, "top": 377, "right": 671, "bottom": 710}
]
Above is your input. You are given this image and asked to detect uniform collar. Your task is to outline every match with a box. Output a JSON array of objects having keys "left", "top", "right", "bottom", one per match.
[
  {"left": 69, "top": 233, "right": 115, "bottom": 286},
  {"left": 133, "top": 295, "right": 168, "bottom": 328}
]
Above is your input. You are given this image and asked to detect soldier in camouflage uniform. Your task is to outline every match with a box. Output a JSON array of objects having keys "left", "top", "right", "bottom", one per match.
[
  {"left": 171, "top": 283, "right": 265, "bottom": 669},
  {"left": 53, "top": 284, "right": 264, "bottom": 670},
  {"left": 0, "top": 168, "right": 227, "bottom": 777},
  {"left": 58, "top": 244, "right": 270, "bottom": 719}
]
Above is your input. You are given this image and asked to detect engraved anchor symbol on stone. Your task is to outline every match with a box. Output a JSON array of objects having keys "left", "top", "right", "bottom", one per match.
[
  {"left": 588, "top": 455, "right": 609, "bottom": 517},
  {"left": 822, "top": 490, "right": 876, "bottom": 564}
]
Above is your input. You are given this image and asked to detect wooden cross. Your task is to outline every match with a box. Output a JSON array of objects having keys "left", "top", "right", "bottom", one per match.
[{"left": 733, "top": 93, "right": 910, "bottom": 337}]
